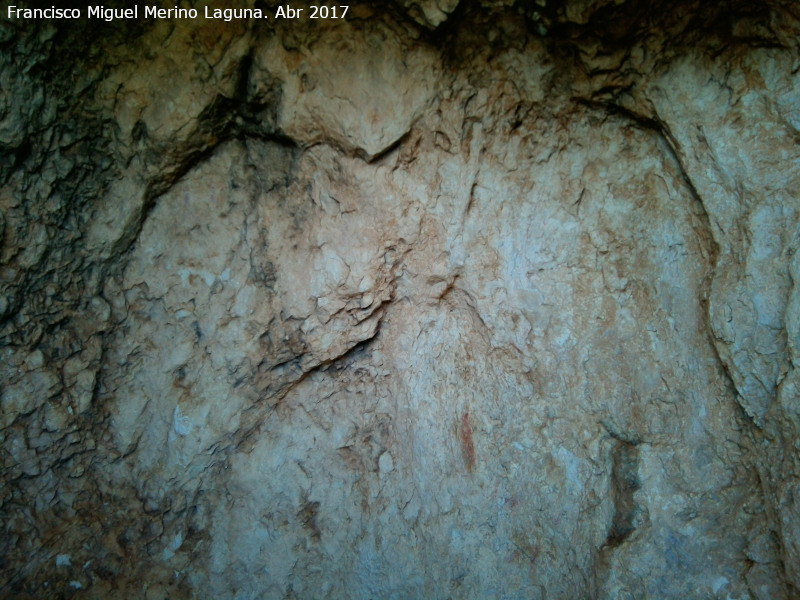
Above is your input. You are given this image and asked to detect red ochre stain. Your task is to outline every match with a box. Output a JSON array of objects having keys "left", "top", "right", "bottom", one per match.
[{"left": 461, "top": 411, "right": 476, "bottom": 472}]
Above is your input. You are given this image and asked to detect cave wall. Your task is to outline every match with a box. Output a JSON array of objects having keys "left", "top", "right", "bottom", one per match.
[{"left": 1, "top": 1, "right": 799, "bottom": 598}]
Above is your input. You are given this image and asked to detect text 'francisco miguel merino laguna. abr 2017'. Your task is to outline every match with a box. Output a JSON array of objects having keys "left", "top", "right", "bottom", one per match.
[{"left": 6, "top": 5, "right": 349, "bottom": 21}]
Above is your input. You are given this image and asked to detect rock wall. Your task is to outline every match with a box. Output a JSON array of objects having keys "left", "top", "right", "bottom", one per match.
[{"left": 1, "top": 1, "right": 799, "bottom": 598}]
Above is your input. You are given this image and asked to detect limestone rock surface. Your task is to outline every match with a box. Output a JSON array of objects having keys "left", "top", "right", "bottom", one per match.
[{"left": 1, "top": 1, "right": 799, "bottom": 599}]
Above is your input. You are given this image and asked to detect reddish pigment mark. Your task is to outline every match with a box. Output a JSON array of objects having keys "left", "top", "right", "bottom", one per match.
[{"left": 461, "top": 411, "right": 476, "bottom": 472}]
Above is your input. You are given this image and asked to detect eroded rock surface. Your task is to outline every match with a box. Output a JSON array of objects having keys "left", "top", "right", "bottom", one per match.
[{"left": 1, "top": 2, "right": 799, "bottom": 598}]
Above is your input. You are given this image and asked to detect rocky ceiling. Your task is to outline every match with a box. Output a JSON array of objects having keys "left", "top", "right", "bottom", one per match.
[{"left": 1, "top": 1, "right": 799, "bottom": 598}]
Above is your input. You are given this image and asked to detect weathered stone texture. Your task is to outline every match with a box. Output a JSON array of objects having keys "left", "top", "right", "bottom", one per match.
[{"left": 1, "top": 1, "right": 798, "bottom": 598}]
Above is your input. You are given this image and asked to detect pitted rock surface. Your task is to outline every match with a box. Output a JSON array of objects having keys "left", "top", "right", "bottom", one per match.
[{"left": 1, "top": 2, "right": 799, "bottom": 598}]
